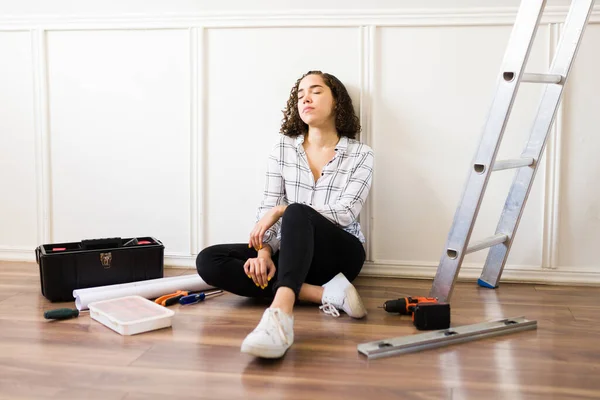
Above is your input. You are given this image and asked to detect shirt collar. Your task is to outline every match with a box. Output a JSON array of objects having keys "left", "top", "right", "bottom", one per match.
[
  {"left": 295, "top": 134, "right": 348, "bottom": 153},
  {"left": 295, "top": 134, "right": 305, "bottom": 148},
  {"left": 335, "top": 136, "right": 348, "bottom": 153}
]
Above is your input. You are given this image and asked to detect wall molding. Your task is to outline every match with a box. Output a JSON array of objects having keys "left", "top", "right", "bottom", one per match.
[
  {"left": 0, "top": 249, "right": 198, "bottom": 264},
  {"left": 542, "top": 22, "right": 564, "bottom": 270},
  {"left": 165, "top": 255, "right": 197, "bottom": 268},
  {"left": 0, "top": 248, "right": 36, "bottom": 262},
  {"left": 162, "top": 255, "right": 600, "bottom": 286},
  {"left": 161, "top": 254, "right": 600, "bottom": 286},
  {"left": 358, "top": 25, "right": 376, "bottom": 262},
  {"left": 31, "top": 28, "right": 52, "bottom": 245},
  {"left": 197, "top": 27, "right": 208, "bottom": 255},
  {"left": 1, "top": 249, "right": 597, "bottom": 286},
  {"left": 189, "top": 27, "right": 200, "bottom": 256},
  {"left": 361, "top": 261, "right": 600, "bottom": 286},
  {"left": 1, "top": 6, "right": 599, "bottom": 30}
]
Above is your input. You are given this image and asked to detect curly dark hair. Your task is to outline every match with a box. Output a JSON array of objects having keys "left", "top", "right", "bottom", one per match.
[{"left": 280, "top": 70, "right": 361, "bottom": 139}]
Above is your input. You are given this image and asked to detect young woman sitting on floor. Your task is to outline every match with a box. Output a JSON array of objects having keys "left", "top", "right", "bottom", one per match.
[{"left": 196, "top": 70, "right": 375, "bottom": 359}]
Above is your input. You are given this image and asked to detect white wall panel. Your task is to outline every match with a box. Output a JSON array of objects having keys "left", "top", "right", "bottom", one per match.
[
  {"left": 558, "top": 23, "right": 600, "bottom": 269},
  {"left": 205, "top": 27, "right": 361, "bottom": 247},
  {"left": 0, "top": 31, "right": 38, "bottom": 249},
  {"left": 46, "top": 29, "right": 191, "bottom": 254},
  {"left": 372, "top": 25, "right": 548, "bottom": 269},
  {"left": 1, "top": 5, "right": 599, "bottom": 284}
]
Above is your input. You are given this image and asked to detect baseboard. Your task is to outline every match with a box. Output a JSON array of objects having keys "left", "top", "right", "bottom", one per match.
[
  {"left": 2, "top": 251, "right": 597, "bottom": 286},
  {"left": 0, "top": 249, "right": 197, "bottom": 267},
  {"left": 163, "top": 255, "right": 600, "bottom": 286},
  {"left": 0, "top": 247, "right": 36, "bottom": 262},
  {"left": 165, "top": 254, "right": 196, "bottom": 268},
  {"left": 361, "top": 261, "right": 600, "bottom": 286},
  {"left": 0, "top": 249, "right": 198, "bottom": 266}
]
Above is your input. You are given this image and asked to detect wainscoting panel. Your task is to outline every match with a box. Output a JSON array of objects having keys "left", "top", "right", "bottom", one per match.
[
  {"left": 0, "top": 31, "right": 38, "bottom": 250},
  {"left": 204, "top": 27, "right": 361, "bottom": 248},
  {"left": 46, "top": 29, "right": 193, "bottom": 255}
]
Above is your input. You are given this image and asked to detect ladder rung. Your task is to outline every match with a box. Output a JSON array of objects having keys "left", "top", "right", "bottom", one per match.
[
  {"left": 521, "top": 73, "right": 563, "bottom": 84},
  {"left": 492, "top": 157, "right": 534, "bottom": 171},
  {"left": 446, "top": 234, "right": 508, "bottom": 259},
  {"left": 466, "top": 234, "right": 508, "bottom": 255}
]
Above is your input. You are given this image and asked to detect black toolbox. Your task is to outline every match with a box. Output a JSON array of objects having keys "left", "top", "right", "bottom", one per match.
[{"left": 35, "top": 236, "right": 165, "bottom": 302}]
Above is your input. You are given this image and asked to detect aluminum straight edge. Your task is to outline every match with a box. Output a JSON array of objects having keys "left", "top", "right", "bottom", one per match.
[
  {"left": 478, "top": 0, "right": 595, "bottom": 288},
  {"left": 357, "top": 316, "right": 537, "bottom": 360},
  {"left": 429, "top": 0, "right": 547, "bottom": 303}
]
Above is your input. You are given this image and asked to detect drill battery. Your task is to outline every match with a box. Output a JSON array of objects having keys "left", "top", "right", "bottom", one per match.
[{"left": 383, "top": 296, "right": 451, "bottom": 330}]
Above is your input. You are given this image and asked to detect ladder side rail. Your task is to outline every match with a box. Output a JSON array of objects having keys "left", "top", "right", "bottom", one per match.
[
  {"left": 478, "top": 0, "right": 596, "bottom": 288},
  {"left": 429, "top": 0, "right": 548, "bottom": 302}
]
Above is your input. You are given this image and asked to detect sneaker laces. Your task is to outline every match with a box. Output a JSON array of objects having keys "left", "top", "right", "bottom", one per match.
[{"left": 319, "top": 303, "right": 340, "bottom": 318}]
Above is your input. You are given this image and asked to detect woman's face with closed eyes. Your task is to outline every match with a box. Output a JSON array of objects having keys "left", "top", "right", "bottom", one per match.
[{"left": 297, "top": 74, "right": 335, "bottom": 128}]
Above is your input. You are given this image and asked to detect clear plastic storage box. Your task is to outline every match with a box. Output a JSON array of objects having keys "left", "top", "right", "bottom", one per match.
[{"left": 89, "top": 295, "right": 175, "bottom": 335}]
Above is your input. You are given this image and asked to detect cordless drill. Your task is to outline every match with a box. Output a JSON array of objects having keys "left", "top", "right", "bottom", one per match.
[{"left": 383, "top": 296, "right": 451, "bottom": 330}]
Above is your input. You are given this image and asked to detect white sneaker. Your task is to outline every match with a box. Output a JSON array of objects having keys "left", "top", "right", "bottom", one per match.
[
  {"left": 240, "top": 308, "right": 294, "bottom": 359},
  {"left": 320, "top": 272, "right": 367, "bottom": 319}
]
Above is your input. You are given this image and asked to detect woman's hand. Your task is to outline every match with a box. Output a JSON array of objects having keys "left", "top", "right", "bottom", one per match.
[
  {"left": 244, "top": 250, "right": 276, "bottom": 289},
  {"left": 249, "top": 205, "right": 286, "bottom": 250}
]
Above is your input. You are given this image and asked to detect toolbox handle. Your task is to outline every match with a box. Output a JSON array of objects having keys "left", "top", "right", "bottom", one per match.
[{"left": 81, "top": 237, "right": 122, "bottom": 250}]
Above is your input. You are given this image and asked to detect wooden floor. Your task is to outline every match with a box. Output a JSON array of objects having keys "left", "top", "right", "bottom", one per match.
[{"left": 1, "top": 261, "right": 600, "bottom": 400}]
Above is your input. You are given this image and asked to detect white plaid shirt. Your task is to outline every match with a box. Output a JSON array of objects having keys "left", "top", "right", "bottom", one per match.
[{"left": 256, "top": 134, "right": 374, "bottom": 253}]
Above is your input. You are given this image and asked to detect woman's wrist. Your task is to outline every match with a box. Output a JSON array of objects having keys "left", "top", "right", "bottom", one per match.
[
  {"left": 258, "top": 245, "right": 272, "bottom": 258},
  {"left": 276, "top": 205, "right": 287, "bottom": 218}
]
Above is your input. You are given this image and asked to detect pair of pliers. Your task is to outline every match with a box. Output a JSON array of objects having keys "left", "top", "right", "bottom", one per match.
[
  {"left": 179, "top": 290, "right": 224, "bottom": 305},
  {"left": 155, "top": 290, "right": 200, "bottom": 306}
]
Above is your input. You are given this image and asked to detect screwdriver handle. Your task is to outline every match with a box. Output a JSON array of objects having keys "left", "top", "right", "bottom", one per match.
[
  {"left": 44, "top": 308, "right": 80, "bottom": 320},
  {"left": 179, "top": 293, "right": 205, "bottom": 305},
  {"left": 179, "top": 290, "right": 224, "bottom": 305},
  {"left": 165, "top": 295, "right": 185, "bottom": 306}
]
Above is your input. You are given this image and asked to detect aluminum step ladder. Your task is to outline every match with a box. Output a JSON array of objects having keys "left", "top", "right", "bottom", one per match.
[{"left": 430, "top": 0, "right": 595, "bottom": 303}]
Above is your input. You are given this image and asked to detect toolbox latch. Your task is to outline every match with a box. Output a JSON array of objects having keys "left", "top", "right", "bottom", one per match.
[{"left": 100, "top": 252, "right": 113, "bottom": 269}]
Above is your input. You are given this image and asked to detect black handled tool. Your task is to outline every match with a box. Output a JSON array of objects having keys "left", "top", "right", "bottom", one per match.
[{"left": 44, "top": 308, "right": 88, "bottom": 320}]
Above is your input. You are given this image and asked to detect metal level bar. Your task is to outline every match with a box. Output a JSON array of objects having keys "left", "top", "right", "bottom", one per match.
[
  {"left": 478, "top": 0, "right": 595, "bottom": 289},
  {"left": 521, "top": 72, "right": 564, "bottom": 84},
  {"left": 492, "top": 157, "right": 535, "bottom": 171},
  {"left": 357, "top": 316, "right": 537, "bottom": 360},
  {"left": 429, "top": 0, "right": 547, "bottom": 303}
]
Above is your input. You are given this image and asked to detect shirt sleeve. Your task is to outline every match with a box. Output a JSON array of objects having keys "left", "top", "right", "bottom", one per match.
[
  {"left": 310, "top": 149, "right": 374, "bottom": 228},
  {"left": 255, "top": 140, "right": 286, "bottom": 253}
]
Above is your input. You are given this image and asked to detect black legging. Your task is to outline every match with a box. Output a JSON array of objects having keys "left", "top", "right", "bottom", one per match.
[{"left": 196, "top": 203, "right": 366, "bottom": 299}]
